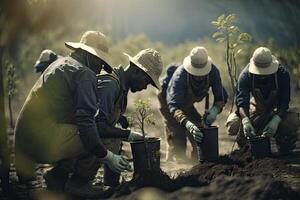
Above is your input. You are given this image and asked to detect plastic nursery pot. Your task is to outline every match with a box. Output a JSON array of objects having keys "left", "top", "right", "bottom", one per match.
[
  {"left": 249, "top": 136, "right": 271, "bottom": 159},
  {"left": 197, "top": 126, "right": 219, "bottom": 162},
  {"left": 130, "top": 137, "right": 160, "bottom": 173}
]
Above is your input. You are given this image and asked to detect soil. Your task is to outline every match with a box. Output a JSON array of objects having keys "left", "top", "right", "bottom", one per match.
[
  {"left": 2, "top": 107, "right": 300, "bottom": 200},
  {"left": 106, "top": 146, "right": 300, "bottom": 200}
]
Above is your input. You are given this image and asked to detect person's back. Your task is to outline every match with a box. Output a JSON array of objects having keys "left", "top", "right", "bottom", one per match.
[
  {"left": 17, "top": 56, "right": 95, "bottom": 128},
  {"left": 14, "top": 31, "right": 133, "bottom": 198},
  {"left": 159, "top": 64, "right": 178, "bottom": 98}
]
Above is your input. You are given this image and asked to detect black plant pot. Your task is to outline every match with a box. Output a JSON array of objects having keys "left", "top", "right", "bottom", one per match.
[
  {"left": 197, "top": 126, "right": 219, "bottom": 162},
  {"left": 130, "top": 137, "right": 160, "bottom": 173},
  {"left": 249, "top": 136, "right": 271, "bottom": 159}
]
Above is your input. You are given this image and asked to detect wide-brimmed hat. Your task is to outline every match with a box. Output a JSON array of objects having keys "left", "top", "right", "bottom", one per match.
[
  {"left": 249, "top": 47, "right": 279, "bottom": 75},
  {"left": 34, "top": 49, "right": 58, "bottom": 72},
  {"left": 65, "top": 31, "right": 112, "bottom": 68},
  {"left": 183, "top": 46, "right": 212, "bottom": 76},
  {"left": 124, "top": 48, "right": 163, "bottom": 90}
]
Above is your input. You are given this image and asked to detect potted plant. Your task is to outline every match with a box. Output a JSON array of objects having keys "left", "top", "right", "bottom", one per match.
[{"left": 128, "top": 99, "right": 160, "bottom": 173}]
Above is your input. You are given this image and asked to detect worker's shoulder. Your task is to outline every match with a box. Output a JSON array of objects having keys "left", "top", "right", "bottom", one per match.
[
  {"left": 97, "top": 71, "right": 120, "bottom": 90},
  {"left": 51, "top": 56, "right": 87, "bottom": 71}
]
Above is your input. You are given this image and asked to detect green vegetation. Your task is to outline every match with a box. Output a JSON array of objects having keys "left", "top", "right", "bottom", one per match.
[
  {"left": 128, "top": 99, "right": 156, "bottom": 170},
  {"left": 128, "top": 99, "right": 155, "bottom": 136},
  {"left": 212, "top": 14, "right": 252, "bottom": 112},
  {"left": 6, "top": 62, "right": 17, "bottom": 129}
]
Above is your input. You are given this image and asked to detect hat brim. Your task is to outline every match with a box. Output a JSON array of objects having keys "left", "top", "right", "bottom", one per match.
[
  {"left": 183, "top": 56, "right": 212, "bottom": 76},
  {"left": 249, "top": 55, "right": 279, "bottom": 75},
  {"left": 123, "top": 53, "right": 161, "bottom": 90},
  {"left": 65, "top": 42, "right": 112, "bottom": 69}
]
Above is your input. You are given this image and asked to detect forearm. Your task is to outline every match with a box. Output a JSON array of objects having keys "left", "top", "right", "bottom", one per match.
[
  {"left": 75, "top": 109, "right": 107, "bottom": 158},
  {"left": 239, "top": 107, "right": 250, "bottom": 119},
  {"left": 97, "top": 121, "right": 130, "bottom": 139},
  {"left": 213, "top": 101, "right": 224, "bottom": 113},
  {"left": 78, "top": 125, "right": 107, "bottom": 158},
  {"left": 172, "top": 109, "right": 188, "bottom": 126}
]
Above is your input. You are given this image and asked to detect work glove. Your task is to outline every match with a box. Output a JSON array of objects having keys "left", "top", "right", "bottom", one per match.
[
  {"left": 204, "top": 106, "right": 220, "bottom": 126},
  {"left": 262, "top": 114, "right": 281, "bottom": 137},
  {"left": 242, "top": 117, "right": 255, "bottom": 138},
  {"left": 185, "top": 121, "right": 203, "bottom": 143},
  {"left": 128, "top": 131, "right": 144, "bottom": 141},
  {"left": 117, "top": 115, "right": 129, "bottom": 129},
  {"left": 101, "top": 150, "right": 131, "bottom": 173}
]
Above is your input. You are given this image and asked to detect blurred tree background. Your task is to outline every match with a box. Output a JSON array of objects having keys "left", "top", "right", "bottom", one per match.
[{"left": 1, "top": 0, "right": 300, "bottom": 140}]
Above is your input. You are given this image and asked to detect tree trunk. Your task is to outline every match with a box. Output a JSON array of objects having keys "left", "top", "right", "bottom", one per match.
[
  {"left": 226, "top": 38, "right": 235, "bottom": 112},
  {"left": 8, "top": 94, "right": 14, "bottom": 129},
  {"left": 0, "top": 46, "right": 11, "bottom": 196}
]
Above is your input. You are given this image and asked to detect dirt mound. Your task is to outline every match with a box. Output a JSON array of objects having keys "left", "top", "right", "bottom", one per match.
[
  {"left": 113, "top": 176, "right": 299, "bottom": 200},
  {"left": 110, "top": 147, "right": 299, "bottom": 199},
  {"left": 181, "top": 156, "right": 289, "bottom": 182},
  {"left": 180, "top": 146, "right": 292, "bottom": 182},
  {"left": 111, "top": 169, "right": 208, "bottom": 198},
  {"left": 167, "top": 176, "right": 300, "bottom": 200}
]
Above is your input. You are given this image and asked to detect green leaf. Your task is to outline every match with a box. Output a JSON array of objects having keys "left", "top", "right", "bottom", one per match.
[
  {"left": 217, "top": 14, "right": 225, "bottom": 23},
  {"left": 238, "top": 33, "right": 251, "bottom": 42},
  {"left": 225, "top": 14, "right": 237, "bottom": 23},
  {"left": 235, "top": 49, "right": 243, "bottom": 56},
  {"left": 211, "top": 21, "right": 219, "bottom": 26},
  {"left": 212, "top": 32, "right": 223, "bottom": 38},
  {"left": 216, "top": 37, "right": 225, "bottom": 43},
  {"left": 228, "top": 26, "right": 239, "bottom": 33}
]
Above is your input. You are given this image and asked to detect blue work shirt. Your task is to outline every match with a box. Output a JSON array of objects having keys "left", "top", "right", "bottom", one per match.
[
  {"left": 167, "top": 64, "right": 228, "bottom": 114},
  {"left": 159, "top": 64, "right": 178, "bottom": 99},
  {"left": 236, "top": 64, "right": 290, "bottom": 111}
]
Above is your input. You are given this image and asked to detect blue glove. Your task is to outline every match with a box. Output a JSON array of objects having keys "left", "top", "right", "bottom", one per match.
[
  {"left": 205, "top": 106, "right": 220, "bottom": 126},
  {"left": 263, "top": 115, "right": 281, "bottom": 137},
  {"left": 128, "top": 131, "right": 144, "bottom": 141},
  {"left": 185, "top": 121, "right": 203, "bottom": 143},
  {"left": 101, "top": 150, "right": 131, "bottom": 173},
  {"left": 242, "top": 117, "right": 255, "bottom": 138}
]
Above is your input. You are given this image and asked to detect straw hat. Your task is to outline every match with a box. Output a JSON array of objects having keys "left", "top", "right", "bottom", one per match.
[
  {"left": 65, "top": 31, "right": 112, "bottom": 67},
  {"left": 36, "top": 49, "right": 57, "bottom": 63},
  {"left": 249, "top": 47, "right": 279, "bottom": 75},
  {"left": 34, "top": 49, "right": 58, "bottom": 72},
  {"left": 183, "top": 46, "right": 212, "bottom": 76},
  {"left": 124, "top": 48, "right": 163, "bottom": 90}
]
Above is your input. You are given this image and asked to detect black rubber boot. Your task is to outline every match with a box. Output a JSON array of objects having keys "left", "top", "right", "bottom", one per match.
[
  {"left": 103, "top": 164, "right": 120, "bottom": 187},
  {"left": 44, "top": 166, "right": 69, "bottom": 192},
  {"left": 64, "top": 175, "right": 112, "bottom": 199},
  {"left": 276, "top": 134, "right": 297, "bottom": 155}
]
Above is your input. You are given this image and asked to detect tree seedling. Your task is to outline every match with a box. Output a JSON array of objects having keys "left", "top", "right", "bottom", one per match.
[
  {"left": 128, "top": 99, "right": 155, "bottom": 169},
  {"left": 212, "top": 13, "right": 252, "bottom": 112}
]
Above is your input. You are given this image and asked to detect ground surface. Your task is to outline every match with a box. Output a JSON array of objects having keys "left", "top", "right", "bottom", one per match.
[{"left": 1, "top": 96, "right": 300, "bottom": 199}]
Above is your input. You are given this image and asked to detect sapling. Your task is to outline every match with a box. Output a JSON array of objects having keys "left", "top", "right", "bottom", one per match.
[
  {"left": 129, "top": 99, "right": 155, "bottom": 169},
  {"left": 212, "top": 13, "right": 251, "bottom": 112}
]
